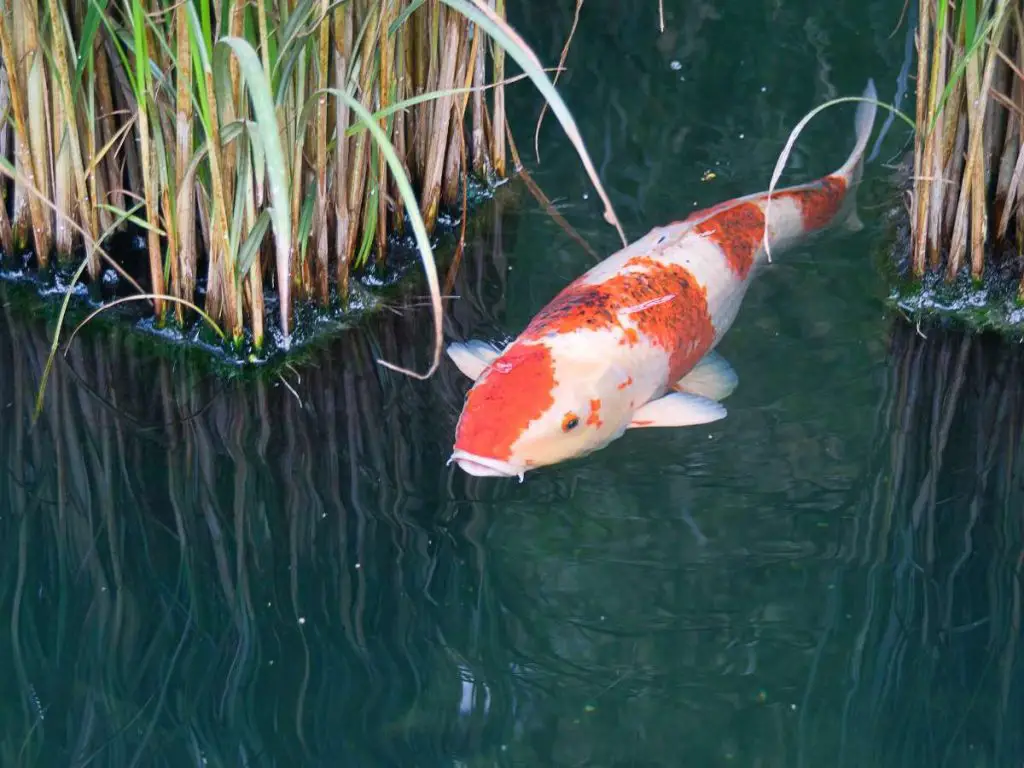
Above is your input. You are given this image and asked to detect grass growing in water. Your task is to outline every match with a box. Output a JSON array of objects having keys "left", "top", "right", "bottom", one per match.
[
  {"left": 0, "top": 0, "right": 623, "bottom": 366},
  {"left": 910, "top": 0, "right": 1024, "bottom": 294}
]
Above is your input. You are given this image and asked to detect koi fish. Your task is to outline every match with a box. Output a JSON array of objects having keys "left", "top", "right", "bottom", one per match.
[{"left": 447, "top": 80, "right": 878, "bottom": 479}]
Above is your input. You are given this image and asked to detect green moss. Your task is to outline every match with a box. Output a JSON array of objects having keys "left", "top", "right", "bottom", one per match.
[
  {"left": 874, "top": 192, "right": 1024, "bottom": 339},
  {"left": 886, "top": 272, "right": 1024, "bottom": 339}
]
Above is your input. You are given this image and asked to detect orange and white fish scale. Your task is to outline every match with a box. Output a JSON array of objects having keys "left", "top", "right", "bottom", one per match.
[{"left": 448, "top": 80, "right": 878, "bottom": 479}]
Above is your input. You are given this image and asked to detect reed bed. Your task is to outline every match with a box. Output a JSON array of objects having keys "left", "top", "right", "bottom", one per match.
[
  {"left": 0, "top": 0, "right": 619, "bottom": 359},
  {"left": 911, "top": 0, "right": 1024, "bottom": 294},
  {"left": 796, "top": 321, "right": 1024, "bottom": 765}
]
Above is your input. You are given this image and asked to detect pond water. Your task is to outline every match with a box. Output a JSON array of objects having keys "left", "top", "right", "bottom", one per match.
[{"left": 3, "top": 0, "right": 1023, "bottom": 766}]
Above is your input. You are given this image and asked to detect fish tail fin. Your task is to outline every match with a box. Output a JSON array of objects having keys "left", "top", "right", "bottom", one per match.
[
  {"left": 836, "top": 78, "right": 878, "bottom": 184},
  {"left": 833, "top": 78, "right": 878, "bottom": 233}
]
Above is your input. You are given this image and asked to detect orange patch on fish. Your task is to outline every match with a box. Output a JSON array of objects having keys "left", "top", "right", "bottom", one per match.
[
  {"left": 522, "top": 256, "right": 715, "bottom": 384},
  {"left": 693, "top": 202, "right": 765, "bottom": 280},
  {"left": 776, "top": 175, "right": 846, "bottom": 230},
  {"left": 587, "top": 398, "right": 603, "bottom": 428},
  {"left": 618, "top": 376, "right": 633, "bottom": 390},
  {"left": 454, "top": 343, "right": 556, "bottom": 461},
  {"left": 620, "top": 327, "right": 639, "bottom": 346}
]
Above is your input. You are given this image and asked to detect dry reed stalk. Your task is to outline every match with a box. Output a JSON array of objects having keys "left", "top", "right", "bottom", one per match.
[
  {"left": 46, "top": 0, "right": 99, "bottom": 274},
  {"left": 0, "top": 62, "right": 11, "bottom": 256},
  {"left": 390, "top": 23, "right": 410, "bottom": 235},
  {"left": 93, "top": 39, "right": 124, "bottom": 231},
  {"left": 470, "top": 15, "right": 488, "bottom": 176},
  {"left": 16, "top": 0, "right": 53, "bottom": 261},
  {"left": 421, "top": 13, "right": 462, "bottom": 232},
  {"left": 333, "top": 5, "right": 354, "bottom": 295},
  {"left": 911, "top": 0, "right": 1024, "bottom": 295},
  {"left": 993, "top": 40, "right": 1023, "bottom": 237},
  {"left": 490, "top": 0, "right": 506, "bottom": 176},
  {"left": 342, "top": 2, "right": 380, "bottom": 276},
  {"left": 948, "top": 11, "right": 1012, "bottom": 280},
  {"left": 132, "top": 0, "right": 166, "bottom": 322},
  {"left": 442, "top": 20, "right": 475, "bottom": 208},
  {"left": 314, "top": 0, "right": 332, "bottom": 303},
  {"left": 376, "top": 0, "right": 399, "bottom": 264},
  {"left": 79, "top": 18, "right": 113, "bottom": 241},
  {"left": 173, "top": 3, "right": 194, "bottom": 325},
  {"left": 0, "top": 2, "right": 51, "bottom": 263},
  {"left": 51, "top": 80, "right": 75, "bottom": 261}
]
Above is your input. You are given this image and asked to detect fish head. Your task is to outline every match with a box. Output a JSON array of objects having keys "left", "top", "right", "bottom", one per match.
[{"left": 451, "top": 339, "right": 634, "bottom": 478}]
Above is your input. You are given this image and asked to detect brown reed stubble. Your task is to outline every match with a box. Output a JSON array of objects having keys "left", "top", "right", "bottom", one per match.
[{"left": 911, "top": 0, "right": 1024, "bottom": 295}]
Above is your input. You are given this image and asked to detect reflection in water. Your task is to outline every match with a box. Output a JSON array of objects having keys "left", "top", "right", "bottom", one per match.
[
  {"left": 0, "top": 209, "right": 517, "bottom": 765},
  {"left": 1, "top": 253, "right": 1022, "bottom": 765},
  {"left": 803, "top": 323, "right": 1024, "bottom": 767}
]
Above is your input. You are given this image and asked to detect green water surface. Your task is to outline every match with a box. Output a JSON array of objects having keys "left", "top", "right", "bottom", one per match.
[{"left": 2, "top": 1, "right": 1023, "bottom": 766}]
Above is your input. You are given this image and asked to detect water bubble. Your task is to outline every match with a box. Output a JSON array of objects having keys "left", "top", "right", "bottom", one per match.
[
  {"left": 670, "top": 60, "right": 682, "bottom": 71},
  {"left": 760, "top": 86, "right": 767, "bottom": 93}
]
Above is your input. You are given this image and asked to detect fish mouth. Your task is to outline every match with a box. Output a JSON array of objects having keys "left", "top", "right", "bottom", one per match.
[{"left": 449, "top": 450, "right": 525, "bottom": 481}]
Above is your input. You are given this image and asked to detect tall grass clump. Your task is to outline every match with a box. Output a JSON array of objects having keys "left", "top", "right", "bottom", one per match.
[
  {"left": 0, "top": 0, "right": 622, "bottom": 359},
  {"left": 911, "top": 0, "right": 1024, "bottom": 294}
]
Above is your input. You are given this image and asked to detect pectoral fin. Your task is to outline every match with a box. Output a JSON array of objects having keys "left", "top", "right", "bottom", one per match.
[
  {"left": 446, "top": 339, "right": 504, "bottom": 380},
  {"left": 628, "top": 391, "right": 727, "bottom": 429},
  {"left": 673, "top": 350, "right": 738, "bottom": 401}
]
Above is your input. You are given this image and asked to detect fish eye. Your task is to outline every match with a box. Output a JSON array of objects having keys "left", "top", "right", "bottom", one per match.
[{"left": 561, "top": 412, "right": 580, "bottom": 432}]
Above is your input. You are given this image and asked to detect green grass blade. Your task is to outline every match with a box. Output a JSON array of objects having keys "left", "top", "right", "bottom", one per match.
[
  {"left": 964, "top": 0, "right": 978, "bottom": 48},
  {"left": 310, "top": 86, "right": 443, "bottom": 379},
  {"left": 72, "top": 0, "right": 110, "bottom": 92},
  {"left": 438, "top": 0, "right": 627, "bottom": 246},
  {"left": 389, "top": 0, "right": 425, "bottom": 36},
  {"left": 214, "top": 36, "right": 293, "bottom": 340},
  {"left": 342, "top": 72, "right": 534, "bottom": 138},
  {"left": 297, "top": 177, "right": 317, "bottom": 260},
  {"left": 237, "top": 210, "right": 272, "bottom": 279},
  {"left": 763, "top": 91, "right": 914, "bottom": 261},
  {"left": 926, "top": 7, "right": 1002, "bottom": 136}
]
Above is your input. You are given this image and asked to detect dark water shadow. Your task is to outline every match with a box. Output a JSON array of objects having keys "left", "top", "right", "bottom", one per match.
[
  {"left": 797, "top": 323, "right": 1024, "bottom": 768},
  {"left": 2, "top": 243, "right": 1024, "bottom": 768},
  {"left": 0, "top": 202, "right": 525, "bottom": 767}
]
